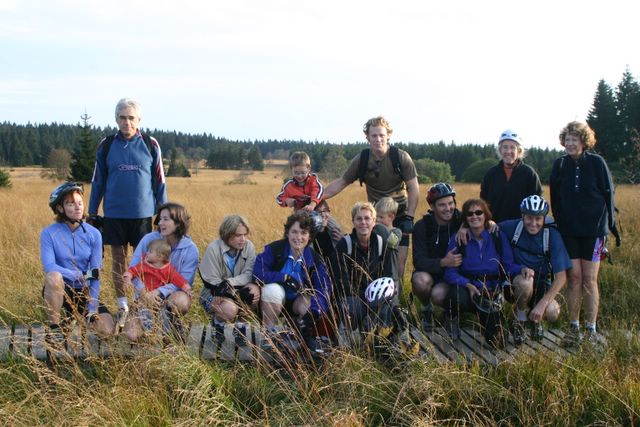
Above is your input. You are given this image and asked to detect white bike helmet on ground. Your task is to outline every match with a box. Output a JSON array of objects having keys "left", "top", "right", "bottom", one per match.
[{"left": 365, "top": 277, "right": 395, "bottom": 303}]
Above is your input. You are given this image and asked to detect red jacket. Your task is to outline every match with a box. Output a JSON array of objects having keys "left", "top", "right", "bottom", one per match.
[
  {"left": 276, "top": 173, "right": 324, "bottom": 209},
  {"left": 129, "top": 261, "right": 190, "bottom": 292}
]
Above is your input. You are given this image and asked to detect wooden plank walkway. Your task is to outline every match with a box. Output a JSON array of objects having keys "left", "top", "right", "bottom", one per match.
[{"left": 0, "top": 322, "right": 578, "bottom": 366}]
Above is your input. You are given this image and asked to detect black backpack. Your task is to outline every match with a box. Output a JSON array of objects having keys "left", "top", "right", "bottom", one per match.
[{"left": 357, "top": 146, "right": 404, "bottom": 186}]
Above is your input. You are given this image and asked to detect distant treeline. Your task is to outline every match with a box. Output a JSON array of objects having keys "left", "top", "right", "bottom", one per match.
[{"left": 0, "top": 121, "right": 568, "bottom": 183}]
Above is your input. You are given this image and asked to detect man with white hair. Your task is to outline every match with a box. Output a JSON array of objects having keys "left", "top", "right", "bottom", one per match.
[{"left": 88, "top": 98, "right": 167, "bottom": 329}]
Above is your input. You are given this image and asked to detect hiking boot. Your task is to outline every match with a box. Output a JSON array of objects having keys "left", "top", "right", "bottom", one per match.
[
  {"left": 511, "top": 320, "right": 527, "bottom": 346},
  {"left": 561, "top": 324, "right": 583, "bottom": 348},
  {"left": 213, "top": 321, "right": 226, "bottom": 344},
  {"left": 306, "top": 335, "right": 333, "bottom": 355},
  {"left": 444, "top": 315, "right": 461, "bottom": 341},
  {"left": 584, "top": 329, "right": 607, "bottom": 348},
  {"left": 529, "top": 321, "right": 545, "bottom": 342},
  {"left": 395, "top": 328, "right": 420, "bottom": 356},
  {"left": 115, "top": 306, "right": 129, "bottom": 329},
  {"left": 421, "top": 305, "right": 434, "bottom": 333},
  {"left": 233, "top": 322, "right": 249, "bottom": 347}
]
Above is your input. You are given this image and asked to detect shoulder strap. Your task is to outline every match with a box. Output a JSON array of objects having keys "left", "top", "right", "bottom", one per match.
[
  {"left": 357, "top": 149, "right": 370, "bottom": 186},
  {"left": 389, "top": 145, "right": 404, "bottom": 181},
  {"left": 491, "top": 230, "right": 503, "bottom": 258},
  {"left": 377, "top": 234, "right": 383, "bottom": 258},
  {"left": 343, "top": 234, "right": 353, "bottom": 256},
  {"left": 511, "top": 221, "right": 524, "bottom": 247},
  {"left": 269, "top": 239, "right": 288, "bottom": 271},
  {"left": 542, "top": 228, "right": 550, "bottom": 259}
]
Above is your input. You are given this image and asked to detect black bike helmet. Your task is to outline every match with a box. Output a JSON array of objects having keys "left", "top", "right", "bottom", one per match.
[
  {"left": 49, "top": 182, "right": 84, "bottom": 213},
  {"left": 426, "top": 182, "right": 456, "bottom": 205},
  {"left": 520, "top": 195, "right": 549, "bottom": 216}
]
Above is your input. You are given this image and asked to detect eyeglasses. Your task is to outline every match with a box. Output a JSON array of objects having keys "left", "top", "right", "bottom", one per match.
[
  {"left": 317, "top": 209, "right": 331, "bottom": 214},
  {"left": 466, "top": 210, "right": 484, "bottom": 217},
  {"left": 292, "top": 170, "right": 309, "bottom": 177}
]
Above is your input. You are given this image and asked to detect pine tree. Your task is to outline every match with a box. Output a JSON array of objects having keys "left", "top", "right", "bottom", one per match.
[
  {"left": 588, "top": 79, "right": 621, "bottom": 161},
  {"left": 70, "top": 112, "right": 97, "bottom": 182},
  {"left": 247, "top": 145, "right": 264, "bottom": 171},
  {"left": 615, "top": 68, "right": 640, "bottom": 160}
]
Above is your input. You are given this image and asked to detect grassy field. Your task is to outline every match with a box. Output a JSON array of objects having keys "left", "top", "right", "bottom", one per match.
[{"left": 0, "top": 165, "right": 639, "bottom": 425}]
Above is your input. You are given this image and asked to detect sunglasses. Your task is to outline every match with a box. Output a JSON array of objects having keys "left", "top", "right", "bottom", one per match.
[{"left": 466, "top": 210, "right": 484, "bottom": 217}]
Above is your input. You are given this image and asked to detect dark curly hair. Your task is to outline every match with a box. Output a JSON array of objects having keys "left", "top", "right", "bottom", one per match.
[{"left": 283, "top": 211, "right": 315, "bottom": 240}]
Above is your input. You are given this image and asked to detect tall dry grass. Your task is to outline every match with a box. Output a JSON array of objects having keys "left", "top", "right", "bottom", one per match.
[{"left": 0, "top": 166, "right": 639, "bottom": 425}]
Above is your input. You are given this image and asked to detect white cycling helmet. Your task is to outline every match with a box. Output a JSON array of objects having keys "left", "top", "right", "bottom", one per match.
[
  {"left": 498, "top": 129, "right": 523, "bottom": 146},
  {"left": 520, "top": 195, "right": 549, "bottom": 216},
  {"left": 365, "top": 277, "right": 395, "bottom": 303}
]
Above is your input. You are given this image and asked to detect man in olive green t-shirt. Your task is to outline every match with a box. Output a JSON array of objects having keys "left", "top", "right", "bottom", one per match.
[{"left": 323, "top": 116, "right": 420, "bottom": 283}]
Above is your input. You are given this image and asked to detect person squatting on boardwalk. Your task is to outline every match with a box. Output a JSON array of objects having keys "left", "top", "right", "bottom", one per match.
[
  {"left": 499, "top": 195, "right": 572, "bottom": 344},
  {"left": 41, "top": 182, "right": 115, "bottom": 344},
  {"left": 199, "top": 215, "right": 259, "bottom": 346},
  {"left": 443, "top": 199, "right": 530, "bottom": 348},
  {"left": 411, "top": 183, "right": 462, "bottom": 332},
  {"left": 253, "top": 212, "right": 333, "bottom": 354},
  {"left": 122, "top": 203, "right": 198, "bottom": 342},
  {"left": 88, "top": 98, "right": 167, "bottom": 330},
  {"left": 323, "top": 116, "right": 420, "bottom": 286}
]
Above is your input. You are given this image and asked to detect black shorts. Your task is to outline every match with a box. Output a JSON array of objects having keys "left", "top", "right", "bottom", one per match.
[
  {"left": 531, "top": 275, "right": 552, "bottom": 307},
  {"left": 393, "top": 204, "right": 411, "bottom": 247},
  {"left": 103, "top": 217, "right": 152, "bottom": 247},
  {"left": 42, "top": 285, "right": 110, "bottom": 317},
  {"left": 563, "top": 235, "right": 604, "bottom": 262}
]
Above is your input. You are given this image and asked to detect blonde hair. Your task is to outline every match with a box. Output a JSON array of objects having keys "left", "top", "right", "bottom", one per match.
[
  {"left": 374, "top": 197, "right": 398, "bottom": 216},
  {"left": 289, "top": 151, "right": 311, "bottom": 168},
  {"left": 219, "top": 214, "right": 251, "bottom": 244},
  {"left": 559, "top": 121, "right": 596, "bottom": 149},
  {"left": 351, "top": 201, "right": 377, "bottom": 221},
  {"left": 363, "top": 116, "right": 393, "bottom": 137},
  {"left": 147, "top": 239, "right": 171, "bottom": 262}
]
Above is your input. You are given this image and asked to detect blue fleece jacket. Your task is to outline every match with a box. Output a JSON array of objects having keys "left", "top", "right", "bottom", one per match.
[
  {"left": 89, "top": 131, "right": 167, "bottom": 218},
  {"left": 40, "top": 222, "right": 102, "bottom": 313},
  {"left": 130, "top": 231, "right": 199, "bottom": 298},
  {"left": 444, "top": 229, "right": 523, "bottom": 289},
  {"left": 253, "top": 240, "right": 332, "bottom": 315}
]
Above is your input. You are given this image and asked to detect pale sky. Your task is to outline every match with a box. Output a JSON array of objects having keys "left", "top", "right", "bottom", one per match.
[{"left": 1, "top": 0, "right": 639, "bottom": 149}]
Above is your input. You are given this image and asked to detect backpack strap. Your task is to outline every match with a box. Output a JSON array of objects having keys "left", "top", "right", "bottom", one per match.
[
  {"left": 511, "top": 221, "right": 524, "bottom": 247},
  {"left": 343, "top": 233, "right": 383, "bottom": 258},
  {"left": 388, "top": 145, "right": 404, "bottom": 181},
  {"left": 357, "top": 149, "right": 370, "bottom": 186},
  {"left": 542, "top": 228, "right": 550, "bottom": 259}
]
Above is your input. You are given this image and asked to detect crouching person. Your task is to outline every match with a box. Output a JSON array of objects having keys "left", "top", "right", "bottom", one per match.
[
  {"left": 329, "top": 202, "right": 418, "bottom": 355},
  {"left": 41, "top": 182, "right": 115, "bottom": 344},
  {"left": 500, "top": 195, "right": 571, "bottom": 343},
  {"left": 254, "top": 212, "right": 333, "bottom": 354},
  {"left": 199, "top": 215, "right": 259, "bottom": 346}
]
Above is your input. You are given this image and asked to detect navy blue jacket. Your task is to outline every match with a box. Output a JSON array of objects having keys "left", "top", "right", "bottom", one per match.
[
  {"left": 480, "top": 160, "right": 542, "bottom": 222},
  {"left": 549, "top": 151, "right": 615, "bottom": 238}
]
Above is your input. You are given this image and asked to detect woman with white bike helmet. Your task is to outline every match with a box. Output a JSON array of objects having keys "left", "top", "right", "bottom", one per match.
[{"left": 480, "top": 129, "right": 542, "bottom": 222}]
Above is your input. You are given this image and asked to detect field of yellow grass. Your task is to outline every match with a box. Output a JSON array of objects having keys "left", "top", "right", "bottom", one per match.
[
  {"left": 0, "top": 164, "right": 638, "bottom": 325},
  {"left": 1, "top": 165, "right": 639, "bottom": 425}
]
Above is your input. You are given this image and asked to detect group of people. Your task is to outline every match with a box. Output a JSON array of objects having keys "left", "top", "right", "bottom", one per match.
[{"left": 40, "top": 99, "right": 619, "bottom": 354}]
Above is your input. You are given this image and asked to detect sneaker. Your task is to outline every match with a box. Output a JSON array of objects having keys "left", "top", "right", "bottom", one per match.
[
  {"left": 421, "top": 305, "right": 434, "bottom": 333},
  {"left": 529, "top": 321, "right": 545, "bottom": 342},
  {"left": 306, "top": 335, "right": 333, "bottom": 355},
  {"left": 213, "top": 321, "right": 226, "bottom": 344},
  {"left": 584, "top": 329, "right": 607, "bottom": 348},
  {"left": 116, "top": 306, "right": 129, "bottom": 329},
  {"left": 233, "top": 322, "right": 249, "bottom": 347},
  {"left": 511, "top": 320, "right": 527, "bottom": 346},
  {"left": 444, "top": 315, "right": 461, "bottom": 341},
  {"left": 561, "top": 324, "right": 583, "bottom": 348}
]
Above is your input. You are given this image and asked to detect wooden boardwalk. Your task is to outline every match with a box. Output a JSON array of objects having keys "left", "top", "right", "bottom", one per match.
[{"left": 0, "top": 322, "right": 576, "bottom": 366}]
